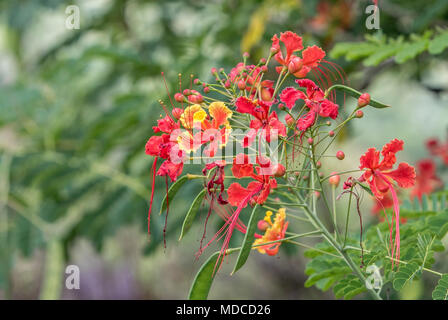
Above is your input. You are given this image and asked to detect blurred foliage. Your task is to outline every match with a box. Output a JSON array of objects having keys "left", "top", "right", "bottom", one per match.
[{"left": 0, "top": 0, "right": 447, "bottom": 299}]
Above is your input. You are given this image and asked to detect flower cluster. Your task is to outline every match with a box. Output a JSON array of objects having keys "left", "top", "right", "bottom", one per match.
[{"left": 144, "top": 30, "right": 416, "bottom": 271}]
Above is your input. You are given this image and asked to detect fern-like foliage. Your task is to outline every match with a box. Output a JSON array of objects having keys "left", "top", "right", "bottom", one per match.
[
  {"left": 304, "top": 191, "right": 448, "bottom": 299},
  {"left": 330, "top": 28, "right": 448, "bottom": 66}
]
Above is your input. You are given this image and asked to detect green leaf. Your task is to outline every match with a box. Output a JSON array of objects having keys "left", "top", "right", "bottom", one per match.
[
  {"left": 231, "top": 204, "right": 260, "bottom": 275},
  {"left": 432, "top": 274, "right": 448, "bottom": 300},
  {"left": 395, "top": 38, "right": 428, "bottom": 64},
  {"left": 179, "top": 189, "right": 206, "bottom": 240},
  {"left": 327, "top": 85, "right": 391, "bottom": 109},
  {"left": 160, "top": 175, "right": 188, "bottom": 215},
  {"left": 393, "top": 262, "right": 422, "bottom": 290},
  {"left": 333, "top": 275, "right": 366, "bottom": 299},
  {"left": 428, "top": 30, "right": 448, "bottom": 54},
  {"left": 188, "top": 248, "right": 238, "bottom": 300}
]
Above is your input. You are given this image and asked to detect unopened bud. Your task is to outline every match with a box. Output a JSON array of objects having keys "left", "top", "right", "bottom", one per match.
[
  {"left": 288, "top": 56, "right": 303, "bottom": 74},
  {"left": 358, "top": 93, "right": 370, "bottom": 108},
  {"left": 308, "top": 138, "right": 314, "bottom": 145},
  {"left": 174, "top": 93, "right": 184, "bottom": 103},
  {"left": 273, "top": 164, "right": 286, "bottom": 177},
  {"left": 238, "top": 80, "right": 246, "bottom": 90},
  {"left": 355, "top": 110, "right": 364, "bottom": 118},
  {"left": 329, "top": 172, "right": 340, "bottom": 187},
  {"left": 336, "top": 151, "right": 345, "bottom": 160},
  {"left": 329, "top": 130, "right": 335, "bottom": 137}
]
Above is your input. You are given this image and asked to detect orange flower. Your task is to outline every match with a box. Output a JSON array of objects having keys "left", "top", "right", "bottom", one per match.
[{"left": 253, "top": 208, "right": 288, "bottom": 256}]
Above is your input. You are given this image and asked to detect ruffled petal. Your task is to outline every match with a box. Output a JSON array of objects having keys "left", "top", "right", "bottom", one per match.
[
  {"left": 231, "top": 153, "right": 254, "bottom": 178},
  {"left": 235, "top": 96, "right": 257, "bottom": 116},
  {"left": 279, "top": 87, "right": 306, "bottom": 109},
  {"left": 209, "top": 101, "right": 232, "bottom": 128},
  {"left": 157, "top": 160, "right": 183, "bottom": 182},
  {"left": 379, "top": 139, "right": 404, "bottom": 170},
  {"left": 302, "top": 45, "right": 325, "bottom": 68},
  {"left": 296, "top": 111, "right": 316, "bottom": 131},
  {"left": 359, "top": 148, "right": 380, "bottom": 170},
  {"left": 384, "top": 162, "right": 416, "bottom": 188},
  {"left": 319, "top": 99, "right": 339, "bottom": 119}
]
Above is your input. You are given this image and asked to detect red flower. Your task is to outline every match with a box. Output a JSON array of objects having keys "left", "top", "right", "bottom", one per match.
[
  {"left": 227, "top": 154, "right": 278, "bottom": 207},
  {"left": 359, "top": 139, "right": 416, "bottom": 198},
  {"left": 271, "top": 31, "right": 325, "bottom": 78},
  {"left": 279, "top": 79, "right": 338, "bottom": 131},
  {"left": 235, "top": 97, "right": 286, "bottom": 147},
  {"left": 271, "top": 31, "right": 303, "bottom": 67},
  {"left": 410, "top": 159, "right": 443, "bottom": 201},
  {"left": 358, "top": 139, "right": 416, "bottom": 265}
]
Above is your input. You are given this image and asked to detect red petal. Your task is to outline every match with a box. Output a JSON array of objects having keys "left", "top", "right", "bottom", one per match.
[
  {"left": 235, "top": 96, "right": 257, "bottom": 116},
  {"left": 384, "top": 162, "right": 416, "bottom": 188},
  {"left": 157, "top": 160, "right": 183, "bottom": 182},
  {"left": 302, "top": 45, "right": 325, "bottom": 68},
  {"left": 145, "top": 136, "right": 163, "bottom": 156},
  {"left": 280, "top": 31, "right": 303, "bottom": 59},
  {"left": 296, "top": 111, "right": 316, "bottom": 131},
  {"left": 379, "top": 139, "right": 404, "bottom": 170},
  {"left": 279, "top": 87, "right": 306, "bottom": 109},
  {"left": 227, "top": 181, "right": 261, "bottom": 207},
  {"left": 359, "top": 148, "right": 380, "bottom": 170},
  {"left": 231, "top": 154, "right": 254, "bottom": 178},
  {"left": 319, "top": 99, "right": 339, "bottom": 119}
]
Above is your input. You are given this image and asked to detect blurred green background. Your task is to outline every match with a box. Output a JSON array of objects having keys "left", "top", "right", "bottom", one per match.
[{"left": 0, "top": 0, "right": 447, "bottom": 299}]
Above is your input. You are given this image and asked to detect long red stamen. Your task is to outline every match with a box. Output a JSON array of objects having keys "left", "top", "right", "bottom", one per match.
[
  {"left": 163, "top": 175, "right": 170, "bottom": 249},
  {"left": 148, "top": 157, "right": 158, "bottom": 236},
  {"left": 376, "top": 171, "right": 401, "bottom": 267}
]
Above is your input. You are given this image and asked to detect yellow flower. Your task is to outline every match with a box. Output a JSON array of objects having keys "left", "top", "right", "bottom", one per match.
[
  {"left": 180, "top": 104, "right": 207, "bottom": 129},
  {"left": 253, "top": 208, "right": 288, "bottom": 256}
]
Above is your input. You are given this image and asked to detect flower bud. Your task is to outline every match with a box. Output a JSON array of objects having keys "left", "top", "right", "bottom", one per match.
[
  {"left": 224, "top": 80, "right": 231, "bottom": 88},
  {"left": 329, "top": 130, "right": 335, "bottom": 137},
  {"left": 329, "top": 172, "right": 340, "bottom": 187},
  {"left": 314, "top": 191, "right": 321, "bottom": 199},
  {"left": 203, "top": 86, "right": 210, "bottom": 94},
  {"left": 172, "top": 108, "right": 183, "bottom": 119},
  {"left": 326, "top": 121, "right": 331, "bottom": 126},
  {"left": 270, "top": 46, "right": 279, "bottom": 54},
  {"left": 278, "top": 103, "right": 285, "bottom": 110},
  {"left": 188, "top": 93, "right": 203, "bottom": 104},
  {"left": 273, "top": 164, "right": 286, "bottom": 177},
  {"left": 243, "top": 52, "right": 250, "bottom": 58},
  {"left": 336, "top": 151, "right": 345, "bottom": 160},
  {"left": 257, "top": 220, "right": 269, "bottom": 231},
  {"left": 259, "top": 58, "right": 267, "bottom": 65},
  {"left": 183, "top": 89, "right": 191, "bottom": 96},
  {"left": 174, "top": 93, "right": 184, "bottom": 103},
  {"left": 261, "top": 65, "right": 268, "bottom": 73},
  {"left": 358, "top": 93, "right": 370, "bottom": 108},
  {"left": 355, "top": 110, "right": 364, "bottom": 118},
  {"left": 316, "top": 161, "right": 322, "bottom": 169},
  {"left": 288, "top": 56, "right": 303, "bottom": 74},
  {"left": 237, "top": 80, "right": 246, "bottom": 90},
  {"left": 308, "top": 138, "right": 314, "bottom": 145},
  {"left": 194, "top": 78, "right": 201, "bottom": 85},
  {"left": 211, "top": 67, "right": 218, "bottom": 75},
  {"left": 285, "top": 114, "right": 295, "bottom": 127}
]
